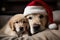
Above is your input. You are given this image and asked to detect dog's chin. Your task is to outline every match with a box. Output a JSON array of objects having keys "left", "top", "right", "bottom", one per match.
[
  {"left": 30, "top": 26, "right": 46, "bottom": 35},
  {"left": 16, "top": 31, "right": 25, "bottom": 37},
  {"left": 32, "top": 29, "right": 41, "bottom": 35}
]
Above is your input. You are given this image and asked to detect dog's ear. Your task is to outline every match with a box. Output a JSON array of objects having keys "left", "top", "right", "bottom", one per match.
[{"left": 9, "top": 21, "right": 14, "bottom": 31}]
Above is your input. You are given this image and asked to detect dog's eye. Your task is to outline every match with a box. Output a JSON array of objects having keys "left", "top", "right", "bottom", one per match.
[
  {"left": 39, "top": 14, "right": 44, "bottom": 18},
  {"left": 23, "top": 21, "right": 26, "bottom": 23},
  {"left": 28, "top": 17, "right": 32, "bottom": 19},
  {"left": 16, "top": 21, "right": 18, "bottom": 23}
]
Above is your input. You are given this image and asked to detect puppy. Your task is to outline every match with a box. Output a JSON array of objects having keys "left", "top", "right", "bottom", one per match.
[
  {"left": 26, "top": 13, "right": 48, "bottom": 34},
  {"left": 0, "top": 14, "right": 29, "bottom": 37}
]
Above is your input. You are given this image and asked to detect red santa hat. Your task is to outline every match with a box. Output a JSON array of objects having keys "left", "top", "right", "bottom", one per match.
[{"left": 23, "top": 0, "right": 57, "bottom": 29}]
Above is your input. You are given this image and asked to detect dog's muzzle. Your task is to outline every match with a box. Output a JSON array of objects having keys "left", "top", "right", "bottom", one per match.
[
  {"left": 19, "top": 27, "right": 24, "bottom": 32},
  {"left": 33, "top": 24, "right": 40, "bottom": 33},
  {"left": 18, "top": 27, "right": 24, "bottom": 37}
]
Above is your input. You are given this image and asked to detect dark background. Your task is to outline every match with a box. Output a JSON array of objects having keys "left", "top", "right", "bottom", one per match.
[{"left": 0, "top": 0, "right": 60, "bottom": 15}]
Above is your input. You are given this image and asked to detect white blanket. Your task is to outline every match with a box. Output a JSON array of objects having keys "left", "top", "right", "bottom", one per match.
[{"left": 0, "top": 29, "right": 60, "bottom": 40}]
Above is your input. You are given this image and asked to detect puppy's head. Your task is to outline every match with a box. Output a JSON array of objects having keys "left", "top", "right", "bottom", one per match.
[
  {"left": 26, "top": 13, "right": 47, "bottom": 34},
  {"left": 9, "top": 14, "right": 29, "bottom": 36}
]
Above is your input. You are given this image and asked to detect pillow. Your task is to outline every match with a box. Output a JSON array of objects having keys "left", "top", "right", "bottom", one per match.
[
  {"left": 53, "top": 10, "right": 60, "bottom": 23},
  {"left": 0, "top": 15, "right": 12, "bottom": 29}
]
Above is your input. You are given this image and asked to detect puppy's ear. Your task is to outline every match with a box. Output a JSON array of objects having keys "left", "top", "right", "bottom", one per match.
[
  {"left": 24, "top": 18, "right": 29, "bottom": 30},
  {"left": 26, "top": 25, "right": 32, "bottom": 36},
  {"left": 9, "top": 21, "right": 14, "bottom": 31},
  {"left": 25, "top": 18, "right": 32, "bottom": 36}
]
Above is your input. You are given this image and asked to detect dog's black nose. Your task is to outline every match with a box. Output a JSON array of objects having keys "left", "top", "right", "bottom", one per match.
[
  {"left": 33, "top": 24, "right": 40, "bottom": 33},
  {"left": 20, "top": 27, "right": 23, "bottom": 31},
  {"left": 33, "top": 24, "right": 40, "bottom": 29}
]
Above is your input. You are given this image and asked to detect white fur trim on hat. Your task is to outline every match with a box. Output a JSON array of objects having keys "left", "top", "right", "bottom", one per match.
[
  {"left": 24, "top": 6, "right": 47, "bottom": 16},
  {"left": 49, "top": 23, "right": 57, "bottom": 29}
]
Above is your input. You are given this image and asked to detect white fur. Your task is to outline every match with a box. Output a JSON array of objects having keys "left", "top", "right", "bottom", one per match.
[
  {"left": 30, "top": 26, "right": 34, "bottom": 34},
  {"left": 14, "top": 23, "right": 20, "bottom": 32},
  {"left": 28, "top": 20, "right": 34, "bottom": 34}
]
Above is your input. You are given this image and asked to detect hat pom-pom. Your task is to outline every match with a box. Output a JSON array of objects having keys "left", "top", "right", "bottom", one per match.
[{"left": 49, "top": 23, "right": 57, "bottom": 30}]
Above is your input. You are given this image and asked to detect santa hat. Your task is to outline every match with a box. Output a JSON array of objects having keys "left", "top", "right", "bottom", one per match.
[{"left": 23, "top": 0, "right": 57, "bottom": 29}]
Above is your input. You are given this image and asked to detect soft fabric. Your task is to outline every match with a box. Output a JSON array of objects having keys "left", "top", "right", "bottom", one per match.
[
  {"left": 31, "top": 29, "right": 60, "bottom": 40},
  {"left": 48, "top": 23, "right": 57, "bottom": 30},
  {"left": 53, "top": 10, "right": 60, "bottom": 23},
  {"left": 0, "top": 28, "right": 60, "bottom": 40}
]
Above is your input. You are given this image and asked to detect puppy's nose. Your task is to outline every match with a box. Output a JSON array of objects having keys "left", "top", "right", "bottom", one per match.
[
  {"left": 33, "top": 24, "right": 40, "bottom": 30},
  {"left": 20, "top": 27, "right": 23, "bottom": 31}
]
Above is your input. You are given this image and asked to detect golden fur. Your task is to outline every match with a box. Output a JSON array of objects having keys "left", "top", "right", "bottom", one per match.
[
  {"left": 26, "top": 13, "right": 47, "bottom": 34},
  {"left": 0, "top": 14, "right": 29, "bottom": 37}
]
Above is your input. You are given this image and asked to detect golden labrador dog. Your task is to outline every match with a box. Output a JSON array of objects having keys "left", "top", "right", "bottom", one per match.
[
  {"left": 26, "top": 13, "right": 48, "bottom": 34},
  {"left": 0, "top": 14, "right": 29, "bottom": 37}
]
